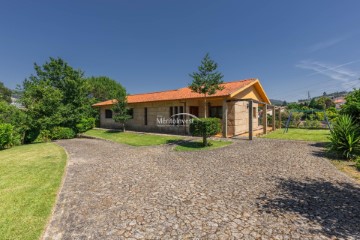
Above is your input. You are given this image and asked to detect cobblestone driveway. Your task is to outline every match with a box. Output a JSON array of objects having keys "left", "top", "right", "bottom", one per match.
[{"left": 43, "top": 138, "right": 360, "bottom": 240}]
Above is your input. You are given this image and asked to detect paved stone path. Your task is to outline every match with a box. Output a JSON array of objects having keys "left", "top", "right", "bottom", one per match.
[{"left": 43, "top": 138, "right": 360, "bottom": 240}]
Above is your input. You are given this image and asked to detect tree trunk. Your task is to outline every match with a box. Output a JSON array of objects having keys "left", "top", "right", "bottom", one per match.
[
  {"left": 204, "top": 94, "right": 207, "bottom": 118},
  {"left": 122, "top": 122, "right": 126, "bottom": 132},
  {"left": 202, "top": 132, "right": 207, "bottom": 146}
]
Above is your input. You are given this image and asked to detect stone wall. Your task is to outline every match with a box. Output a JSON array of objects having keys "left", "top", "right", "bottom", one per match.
[
  {"left": 226, "top": 101, "right": 259, "bottom": 136},
  {"left": 98, "top": 98, "right": 258, "bottom": 137},
  {"left": 98, "top": 99, "right": 224, "bottom": 135}
]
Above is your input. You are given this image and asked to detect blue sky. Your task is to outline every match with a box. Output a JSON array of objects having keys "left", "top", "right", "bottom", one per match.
[{"left": 1, "top": 0, "right": 360, "bottom": 101}]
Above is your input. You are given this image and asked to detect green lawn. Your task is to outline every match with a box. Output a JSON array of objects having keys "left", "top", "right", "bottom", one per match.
[
  {"left": 84, "top": 129, "right": 182, "bottom": 146},
  {"left": 174, "top": 140, "right": 232, "bottom": 151},
  {"left": 262, "top": 128, "right": 330, "bottom": 142},
  {"left": 0, "top": 143, "right": 67, "bottom": 240}
]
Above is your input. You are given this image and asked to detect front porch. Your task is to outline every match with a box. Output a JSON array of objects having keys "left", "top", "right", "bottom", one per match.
[{"left": 221, "top": 98, "right": 282, "bottom": 140}]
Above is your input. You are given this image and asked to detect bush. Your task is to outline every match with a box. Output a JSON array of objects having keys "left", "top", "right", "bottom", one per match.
[
  {"left": 328, "top": 115, "right": 360, "bottom": 159},
  {"left": 35, "top": 130, "right": 52, "bottom": 142},
  {"left": 341, "top": 88, "right": 360, "bottom": 125},
  {"left": 289, "top": 112, "right": 303, "bottom": 128},
  {"left": 304, "top": 119, "right": 322, "bottom": 129},
  {"left": 0, "top": 123, "right": 14, "bottom": 149},
  {"left": 190, "top": 118, "right": 221, "bottom": 146},
  {"left": 51, "top": 127, "right": 76, "bottom": 140},
  {"left": 0, "top": 100, "right": 28, "bottom": 144},
  {"left": 76, "top": 118, "right": 95, "bottom": 133}
]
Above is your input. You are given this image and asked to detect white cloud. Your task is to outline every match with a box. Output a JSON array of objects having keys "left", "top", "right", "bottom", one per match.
[
  {"left": 307, "top": 36, "right": 349, "bottom": 52},
  {"left": 296, "top": 60, "right": 359, "bottom": 89}
]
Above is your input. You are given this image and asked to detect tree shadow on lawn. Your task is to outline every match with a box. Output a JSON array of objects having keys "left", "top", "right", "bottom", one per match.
[
  {"left": 166, "top": 139, "right": 200, "bottom": 146},
  {"left": 105, "top": 129, "right": 123, "bottom": 134},
  {"left": 257, "top": 178, "right": 360, "bottom": 238},
  {"left": 166, "top": 139, "right": 211, "bottom": 149}
]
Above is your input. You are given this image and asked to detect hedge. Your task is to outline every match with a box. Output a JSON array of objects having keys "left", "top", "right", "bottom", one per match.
[
  {"left": 50, "top": 127, "right": 76, "bottom": 140},
  {"left": 76, "top": 118, "right": 96, "bottom": 133}
]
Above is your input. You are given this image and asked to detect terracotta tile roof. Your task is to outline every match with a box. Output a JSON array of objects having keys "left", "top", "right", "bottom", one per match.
[
  {"left": 333, "top": 98, "right": 345, "bottom": 104},
  {"left": 93, "top": 78, "right": 257, "bottom": 106}
]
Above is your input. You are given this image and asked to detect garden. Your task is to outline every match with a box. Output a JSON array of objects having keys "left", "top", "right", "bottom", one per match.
[
  {"left": 264, "top": 90, "right": 360, "bottom": 179},
  {"left": 0, "top": 57, "right": 232, "bottom": 238},
  {"left": 0, "top": 56, "right": 360, "bottom": 239}
]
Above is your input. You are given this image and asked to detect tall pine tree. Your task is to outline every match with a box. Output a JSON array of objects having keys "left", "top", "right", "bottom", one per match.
[{"left": 189, "top": 53, "right": 224, "bottom": 118}]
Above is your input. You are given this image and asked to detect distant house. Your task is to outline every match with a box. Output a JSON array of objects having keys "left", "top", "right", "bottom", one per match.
[
  {"left": 92, "top": 78, "right": 271, "bottom": 137},
  {"left": 333, "top": 97, "right": 346, "bottom": 109}
]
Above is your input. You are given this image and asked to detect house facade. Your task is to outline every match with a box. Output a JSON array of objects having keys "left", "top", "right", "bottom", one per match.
[{"left": 92, "top": 78, "right": 271, "bottom": 137}]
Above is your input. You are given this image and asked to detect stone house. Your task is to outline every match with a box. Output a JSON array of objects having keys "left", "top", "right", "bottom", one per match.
[{"left": 92, "top": 78, "right": 271, "bottom": 137}]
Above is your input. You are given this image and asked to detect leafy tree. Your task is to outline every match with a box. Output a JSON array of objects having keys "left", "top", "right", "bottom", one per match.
[
  {"left": 287, "top": 102, "right": 305, "bottom": 110},
  {"left": 112, "top": 91, "right": 131, "bottom": 132},
  {"left": 189, "top": 53, "right": 224, "bottom": 118},
  {"left": 317, "top": 96, "right": 335, "bottom": 109},
  {"left": 87, "top": 76, "right": 126, "bottom": 102},
  {"left": 326, "top": 107, "right": 338, "bottom": 118},
  {"left": 341, "top": 88, "right": 360, "bottom": 125},
  {"left": 21, "top": 80, "right": 64, "bottom": 131},
  {"left": 309, "top": 98, "right": 320, "bottom": 109},
  {"left": 21, "top": 57, "right": 94, "bottom": 142},
  {"left": 282, "top": 101, "right": 287, "bottom": 106},
  {"left": 0, "top": 82, "right": 12, "bottom": 103},
  {"left": 315, "top": 107, "right": 339, "bottom": 123}
]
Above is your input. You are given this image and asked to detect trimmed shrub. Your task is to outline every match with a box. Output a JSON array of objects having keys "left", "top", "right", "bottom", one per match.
[
  {"left": 190, "top": 118, "right": 221, "bottom": 146},
  {"left": 328, "top": 115, "right": 360, "bottom": 159},
  {"left": 0, "top": 123, "right": 14, "bottom": 149},
  {"left": 51, "top": 127, "right": 76, "bottom": 140},
  {"left": 76, "top": 118, "right": 95, "bottom": 133}
]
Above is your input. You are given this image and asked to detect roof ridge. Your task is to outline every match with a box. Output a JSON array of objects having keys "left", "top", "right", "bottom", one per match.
[
  {"left": 223, "top": 78, "right": 257, "bottom": 84},
  {"left": 128, "top": 88, "right": 181, "bottom": 96}
]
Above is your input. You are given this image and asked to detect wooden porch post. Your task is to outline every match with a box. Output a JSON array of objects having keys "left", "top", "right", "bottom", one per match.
[
  {"left": 222, "top": 99, "right": 228, "bottom": 138},
  {"left": 278, "top": 107, "right": 282, "bottom": 129},
  {"left": 263, "top": 104, "right": 267, "bottom": 134},
  {"left": 249, "top": 100, "right": 253, "bottom": 140},
  {"left": 272, "top": 106, "right": 276, "bottom": 131}
]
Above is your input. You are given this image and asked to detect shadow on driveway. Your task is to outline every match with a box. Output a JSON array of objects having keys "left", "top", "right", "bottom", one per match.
[
  {"left": 257, "top": 178, "right": 360, "bottom": 239},
  {"left": 308, "top": 142, "right": 342, "bottom": 160}
]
